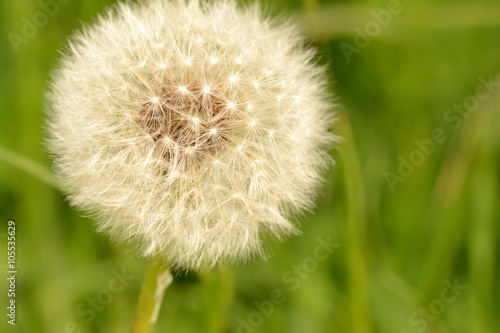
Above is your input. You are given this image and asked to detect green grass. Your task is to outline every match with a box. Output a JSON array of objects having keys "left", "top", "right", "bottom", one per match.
[{"left": 1, "top": 0, "right": 499, "bottom": 332}]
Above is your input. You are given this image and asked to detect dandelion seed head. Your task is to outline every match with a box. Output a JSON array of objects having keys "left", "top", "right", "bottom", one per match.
[{"left": 46, "top": 0, "right": 337, "bottom": 270}]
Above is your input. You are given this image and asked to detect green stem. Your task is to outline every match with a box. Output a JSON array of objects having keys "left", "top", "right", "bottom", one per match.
[{"left": 130, "top": 257, "right": 172, "bottom": 333}]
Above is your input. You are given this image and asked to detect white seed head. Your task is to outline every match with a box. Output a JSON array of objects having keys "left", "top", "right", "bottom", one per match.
[{"left": 46, "top": 0, "right": 337, "bottom": 270}]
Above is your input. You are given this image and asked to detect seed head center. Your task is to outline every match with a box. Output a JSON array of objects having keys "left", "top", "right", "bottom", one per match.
[{"left": 138, "top": 84, "right": 231, "bottom": 162}]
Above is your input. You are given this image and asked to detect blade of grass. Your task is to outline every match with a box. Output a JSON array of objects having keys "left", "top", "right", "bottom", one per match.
[
  {"left": 0, "top": 145, "right": 57, "bottom": 187},
  {"left": 421, "top": 75, "right": 500, "bottom": 299},
  {"left": 297, "top": 1, "right": 500, "bottom": 41},
  {"left": 338, "top": 112, "right": 373, "bottom": 333},
  {"left": 201, "top": 268, "right": 235, "bottom": 333}
]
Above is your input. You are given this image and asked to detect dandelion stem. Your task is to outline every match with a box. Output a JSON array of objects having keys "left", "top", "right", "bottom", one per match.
[{"left": 130, "top": 257, "right": 172, "bottom": 333}]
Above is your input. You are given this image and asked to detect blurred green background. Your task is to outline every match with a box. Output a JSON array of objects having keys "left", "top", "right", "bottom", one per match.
[{"left": 1, "top": 0, "right": 499, "bottom": 332}]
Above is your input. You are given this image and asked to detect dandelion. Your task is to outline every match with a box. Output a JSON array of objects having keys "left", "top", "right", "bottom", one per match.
[
  {"left": 48, "top": 3, "right": 337, "bottom": 325},
  {"left": 47, "top": 0, "right": 335, "bottom": 271}
]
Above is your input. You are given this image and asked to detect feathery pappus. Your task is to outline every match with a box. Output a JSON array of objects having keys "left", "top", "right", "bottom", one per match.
[{"left": 46, "top": 0, "right": 336, "bottom": 270}]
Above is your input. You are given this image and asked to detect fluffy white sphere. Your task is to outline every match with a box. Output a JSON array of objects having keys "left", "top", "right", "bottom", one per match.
[{"left": 47, "top": 0, "right": 335, "bottom": 270}]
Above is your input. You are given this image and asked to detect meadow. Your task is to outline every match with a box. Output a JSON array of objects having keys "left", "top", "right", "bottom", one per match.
[{"left": 0, "top": 0, "right": 499, "bottom": 332}]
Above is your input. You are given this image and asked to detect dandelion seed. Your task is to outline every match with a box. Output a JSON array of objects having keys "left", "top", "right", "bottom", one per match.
[
  {"left": 229, "top": 74, "right": 239, "bottom": 83},
  {"left": 46, "top": 0, "right": 336, "bottom": 271}
]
